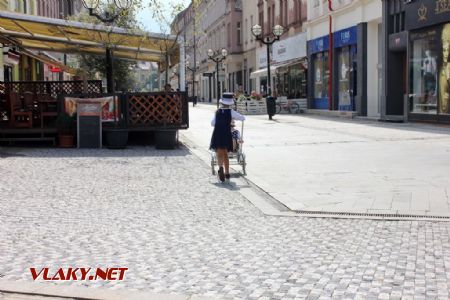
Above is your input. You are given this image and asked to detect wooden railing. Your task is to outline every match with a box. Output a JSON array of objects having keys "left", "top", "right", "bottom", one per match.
[{"left": 0, "top": 80, "right": 102, "bottom": 98}]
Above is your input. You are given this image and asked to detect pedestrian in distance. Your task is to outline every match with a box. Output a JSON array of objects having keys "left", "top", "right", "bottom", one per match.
[{"left": 210, "top": 93, "right": 245, "bottom": 182}]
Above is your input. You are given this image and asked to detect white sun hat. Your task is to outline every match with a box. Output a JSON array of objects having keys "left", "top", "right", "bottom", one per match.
[{"left": 219, "top": 92, "right": 235, "bottom": 105}]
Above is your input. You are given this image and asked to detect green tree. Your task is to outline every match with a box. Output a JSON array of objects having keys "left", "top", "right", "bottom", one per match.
[
  {"left": 71, "top": 1, "right": 144, "bottom": 91},
  {"left": 147, "top": 0, "right": 188, "bottom": 87}
]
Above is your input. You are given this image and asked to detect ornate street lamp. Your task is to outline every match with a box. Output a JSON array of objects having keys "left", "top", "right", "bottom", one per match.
[
  {"left": 251, "top": 24, "right": 284, "bottom": 97},
  {"left": 80, "top": 0, "right": 134, "bottom": 93},
  {"left": 251, "top": 24, "right": 283, "bottom": 120},
  {"left": 81, "top": 0, "right": 133, "bottom": 23},
  {"left": 186, "top": 60, "right": 199, "bottom": 107},
  {"left": 207, "top": 48, "right": 228, "bottom": 108}
]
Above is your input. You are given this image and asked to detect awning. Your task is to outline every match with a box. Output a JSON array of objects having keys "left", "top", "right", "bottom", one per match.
[
  {"left": 0, "top": 11, "right": 179, "bottom": 64},
  {"left": 250, "top": 66, "right": 276, "bottom": 79},
  {"left": 274, "top": 58, "right": 308, "bottom": 72}
]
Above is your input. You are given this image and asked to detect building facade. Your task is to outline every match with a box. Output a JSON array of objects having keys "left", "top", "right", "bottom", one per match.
[
  {"left": 305, "top": 0, "right": 382, "bottom": 117},
  {"left": 0, "top": 0, "right": 82, "bottom": 82},
  {"left": 381, "top": 0, "right": 450, "bottom": 124},
  {"left": 250, "top": 0, "right": 308, "bottom": 101},
  {"left": 241, "top": 0, "right": 257, "bottom": 95}
]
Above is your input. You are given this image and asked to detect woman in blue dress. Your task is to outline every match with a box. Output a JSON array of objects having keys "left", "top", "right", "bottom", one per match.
[{"left": 210, "top": 93, "right": 245, "bottom": 182}]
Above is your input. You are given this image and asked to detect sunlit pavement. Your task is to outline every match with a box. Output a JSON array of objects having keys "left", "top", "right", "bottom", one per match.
[
  {"left": 182, "top": 103, "right": 450, "bottom": 218},
  {"left": 0, "top": 136, "right": 449, "bottom": 299}
]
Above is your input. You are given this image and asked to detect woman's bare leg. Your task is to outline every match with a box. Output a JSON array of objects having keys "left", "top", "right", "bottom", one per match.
[
  {"left": 224, "top": 152, "right": 230, "bottom": 175},
  {"left": 216, "top": 149, "right": 224, "bottom": 168}
]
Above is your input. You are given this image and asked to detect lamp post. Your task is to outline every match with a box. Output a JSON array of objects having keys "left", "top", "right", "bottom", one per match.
[
  {"left": 251, "top": 24, "right": 284, "bottom": 96},
  {"left": 251, "top": 24, "right": 284, "bottom": 119},
  {"left": 207, "top": 48, "right": 228, "bottom": 108},
  {"left": 80, "top": 0, "right": 133, "bottom": 93},
  {"left": 186, "top": 60, "right": 199, "bottom": 106}
]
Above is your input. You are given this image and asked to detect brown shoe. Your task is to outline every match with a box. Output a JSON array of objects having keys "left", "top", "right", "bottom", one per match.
[{"left": 218, "top": 167, "right": 225, "bottom": 182}]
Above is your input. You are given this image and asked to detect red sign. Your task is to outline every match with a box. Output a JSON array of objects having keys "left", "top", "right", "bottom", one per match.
[
  {"left": 50, "top": 66, "right": 62, "bottom": 73},
  {"left": 30, "top": 267, "right": 128, "bottom": 281}
]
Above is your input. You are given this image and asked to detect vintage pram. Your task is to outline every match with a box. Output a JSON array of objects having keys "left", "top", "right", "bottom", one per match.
[{"left": 211, "top": 120, "right": 246, "bottom": 176}]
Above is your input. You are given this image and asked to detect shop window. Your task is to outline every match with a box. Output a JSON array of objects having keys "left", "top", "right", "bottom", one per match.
[
  {"left": 277, "top": 63, "right": 307, "bottom": 99},
  {"left": 338, "top": 46, "right": 357, "bottom": 111},
  {"left": 440, "top": 23, "right": 450, "bottom": 115},
  {"left": 409, "top": 27, "right": 439, "bottom": 114},
  {"left": 313, "top": 52, "right": 329, "bottom": 108}
]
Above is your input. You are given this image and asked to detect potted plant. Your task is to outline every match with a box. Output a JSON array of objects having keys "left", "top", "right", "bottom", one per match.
[
  {"left": 56, "top": 112, "right": 75, "bottom": 148},
  {"left": 103, "top": 96, "right": 128, "bottom": 149}
]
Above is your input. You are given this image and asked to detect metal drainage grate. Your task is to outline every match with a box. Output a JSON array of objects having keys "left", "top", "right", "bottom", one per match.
[{"left": 295, "top": 210, "right": 450, "bottom": 220}]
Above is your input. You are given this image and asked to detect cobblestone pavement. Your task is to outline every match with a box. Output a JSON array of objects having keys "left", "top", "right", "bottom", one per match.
[{"left": 1, "top": 147, "right": 450, "bottom": 299}]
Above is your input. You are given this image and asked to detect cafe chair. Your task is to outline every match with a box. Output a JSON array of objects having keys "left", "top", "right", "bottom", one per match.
[{"left": 9, "top": 92, "right": 32, "bottom": 128}]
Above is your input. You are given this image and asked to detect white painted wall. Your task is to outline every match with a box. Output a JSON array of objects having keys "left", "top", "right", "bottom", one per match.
[
  {"left": 307, "top": 0, "right": 381, "bottom": 40},
  {"left": 367, "top": 20, "right": 381, "bottom": 117}
]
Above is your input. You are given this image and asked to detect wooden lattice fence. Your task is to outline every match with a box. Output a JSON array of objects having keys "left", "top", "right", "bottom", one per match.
[{"left": 124, "top": 92, "right": 189, "bottom": 129}]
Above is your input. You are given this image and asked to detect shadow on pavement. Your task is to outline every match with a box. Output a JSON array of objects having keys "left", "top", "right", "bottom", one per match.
[
  {"left": 0, "top": 144, "right": 192, "bottom": 158},
  {"left": 211, "top": 180, "right": 241, "bottom": 191}
]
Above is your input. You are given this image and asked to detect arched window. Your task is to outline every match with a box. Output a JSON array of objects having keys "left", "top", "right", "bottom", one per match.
[{"left": 22, "top": 0, "right": 27, "bottom": 13}]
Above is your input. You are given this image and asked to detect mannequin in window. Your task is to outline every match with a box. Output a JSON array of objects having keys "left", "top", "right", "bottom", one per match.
[{"left": 422, "top": 50, "right": 437, "bottom": 105}]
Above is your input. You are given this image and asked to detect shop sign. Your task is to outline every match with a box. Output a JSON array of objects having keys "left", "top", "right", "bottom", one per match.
[
  {"left": 333, "top": 26, "right": 357, "bottom": 48},
  {"left": 388, "top": 31, "right": 408, "bottom": 51},
  {"left": 405, "top": 0, "right": 450, "bottom": 30},
  {"left": 273, "top": 32, "right": 307, "bottom": 63},
  {"left": 50, "top": 66, "right": 62, "bottom": 73},
  {"left": 308, "top": 36, "right": 329, "bottom": 55},
  {"left": 257, "top": 47, "right": 268, "bottom": 68}
]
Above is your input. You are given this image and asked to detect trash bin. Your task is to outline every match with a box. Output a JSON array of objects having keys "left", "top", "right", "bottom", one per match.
[{"left": 266, "top": 96, "right": 276, "bottom": 120}]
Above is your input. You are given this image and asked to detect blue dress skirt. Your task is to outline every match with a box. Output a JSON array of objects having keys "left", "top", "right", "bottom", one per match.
[{"left": 210, "top": 109, "right": 233, "bottom": 151}]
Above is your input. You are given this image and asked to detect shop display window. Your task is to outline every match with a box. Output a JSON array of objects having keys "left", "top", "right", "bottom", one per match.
[
  {"left": 276, "top": 63, "right": 307, "bottom": 99},
  {"left": 410, "top": 27, "right": 439, "bottom": 114},
  {"left": 338, "top": 46, "right": 357, "bottom": 111},
  {"left": 439, "top": 23, "right": 450, "bottom": 115},
  {"left": 313, "top": 52, "right": 329, "bottom": 109}
]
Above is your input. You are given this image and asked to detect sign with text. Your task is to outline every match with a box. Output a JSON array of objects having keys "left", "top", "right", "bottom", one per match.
[
  {"left": 333, "top": 26, "right": 357, "bottom": 48},
  {"left": 65, "top": 96, "right": 118, "bottom": 122},
  {"left": 273, "top": 32, "right": 307, "bottom": 62},
  {"left": 405, "top": 0, "right": 450, "bottom": 30},
  {"left": 308, "top": 36, "right": 330, "bottom": 55}
]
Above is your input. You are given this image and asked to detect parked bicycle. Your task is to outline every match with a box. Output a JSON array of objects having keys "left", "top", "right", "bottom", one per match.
[{"left": 276, "top": 99, "right": 300, "bottom": 114}]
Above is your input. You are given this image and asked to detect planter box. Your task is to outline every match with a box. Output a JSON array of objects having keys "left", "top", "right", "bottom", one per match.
[
  {"left": 236, "top": 99, "right": 267, "bottom": 115},
  {"left": 103, "top": 128, "right": 129, "bottom": 149},
  {"left": 155, "top": 130, "right": 178, "bottom": 149}
]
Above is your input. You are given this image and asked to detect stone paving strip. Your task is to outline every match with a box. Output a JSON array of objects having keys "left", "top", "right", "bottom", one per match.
[{"left": 1, "top": 147, "right": 450, "bottom": 299}]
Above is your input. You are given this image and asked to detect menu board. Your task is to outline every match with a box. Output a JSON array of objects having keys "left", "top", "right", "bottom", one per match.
[{"left": 77, "top": 102, "right": 102, "bottom": 148}]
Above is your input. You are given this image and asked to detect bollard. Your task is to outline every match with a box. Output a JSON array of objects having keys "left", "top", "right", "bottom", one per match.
[{"left": 266, "top": 96, "right": 276, "bottom": 120}]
